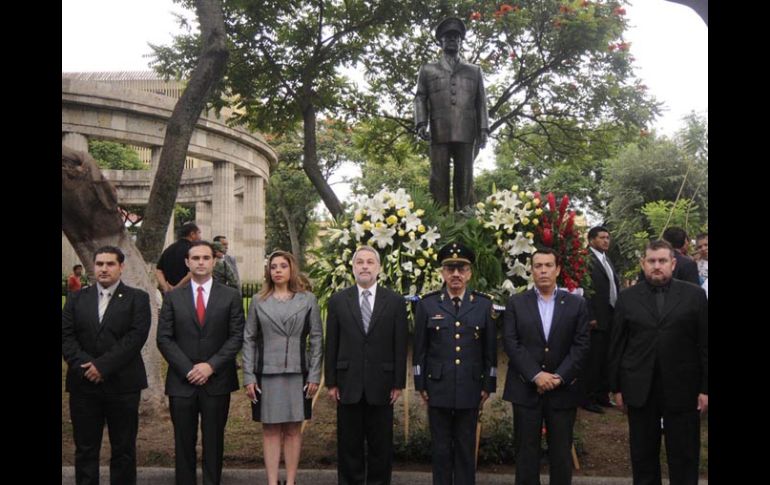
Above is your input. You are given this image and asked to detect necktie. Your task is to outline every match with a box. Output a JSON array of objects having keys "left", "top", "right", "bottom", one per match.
[
  {"left": 98, "top": 291, "right": 111, "bottom": 323},
  {"left": 196, "top": 286, "right": 206, "bottom": 326},
  {"left": 361, "top": 290, "right": 372, "bottom": 333},
  {"left": 655, "top": 287, "right": 665, "bottom": 317},
  {"left": 452, "top": 296, "right": 461, "bottom": 314},
  {"left": 602, "top": 254, "right": 618, "bottom": 307}
]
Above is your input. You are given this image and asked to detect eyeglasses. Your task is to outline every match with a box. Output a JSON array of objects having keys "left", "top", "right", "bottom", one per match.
[{"left": 442, "top": 265, "right": 470, "bottom": 274}]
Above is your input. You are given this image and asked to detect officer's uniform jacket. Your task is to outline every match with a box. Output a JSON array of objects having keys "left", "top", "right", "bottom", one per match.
[
  {"left": 413, "top": 288, "right": 497, "bottom": 408},
  {"left": 414, "top": 57, "right": 489, "bottom": 144}
]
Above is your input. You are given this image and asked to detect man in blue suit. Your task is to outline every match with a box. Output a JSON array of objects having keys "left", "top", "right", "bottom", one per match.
[
  {"left": 502, "top": 247, "right": 590, "bottom": 485},
  {"left": 414, "top": 241, "right": 497, "bottom": 485}
]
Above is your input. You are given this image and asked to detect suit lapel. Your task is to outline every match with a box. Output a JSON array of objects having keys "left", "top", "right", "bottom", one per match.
[
  {"left": 456, "top": 291, "right": 475, "bottom": 320},
  {"left": 526, "top": 290, "right": 548, "bottom": 344},
  {"left": 637, "top": 284, "right": 660, "bottom": 323},
  {"left": 180, "top": 283, "right": 203, "bottom": 331},
  {"left": 438, "top": 289, "right": 456, "bottom": 317},
  {"left": 283, "top": 293, "right": 309, "bottom": 336},
  {"left": 659, "top": 282, "right": 683, "bottom": 324},
  {"left": 83, "top": 286, "right": 101, "bottom": 333},
  {"left": 259, "top": 296, "right": 288, "bottom": 336},
  {"left": 345, "top": 286, "right": 366, "bottom": 336},
  {"left": 97, "top": 282, "right": 127, "bottom": 334},
  {"left": 547, "top": 290, "right": 567, "bottom": 345},
  {"left": 367, "top": 288, "right": 388, "bottom": 335}
]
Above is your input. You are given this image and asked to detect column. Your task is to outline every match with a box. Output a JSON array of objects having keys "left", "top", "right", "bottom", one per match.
[
  {"left": 196, "top": 201, "right": 212, "bottom": 241},
  {"left": 211, "top": 160, "right": 234, "bottom": 241},
  {"left": 241, "top": 175, "right": 264, "bottom": 283}
]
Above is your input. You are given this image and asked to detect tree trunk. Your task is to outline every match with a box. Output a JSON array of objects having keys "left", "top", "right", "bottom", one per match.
[
  {"left": 301, "top": 103, "right": 344, "bottom": 219},
  {"left": 62, "top": 146, "right": 166, "bottom": 414},
  {"left": 279, "top": 205, "right": 303, "bottom": 266},
  {"left": 136, "top": 0, "right": 229, "bottom": 261}
]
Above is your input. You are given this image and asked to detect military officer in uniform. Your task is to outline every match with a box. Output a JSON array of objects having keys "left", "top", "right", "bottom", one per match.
[
  {"left": 414, "top": 17, "right": 490, "bottom": 211},
  {"left": 413, "top": 242, "right": 497, "bottom": 485}
]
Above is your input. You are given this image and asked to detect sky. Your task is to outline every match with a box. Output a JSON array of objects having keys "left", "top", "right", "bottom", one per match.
[{"left": 62, "top": 0, "right": 707, "bottom": 204}]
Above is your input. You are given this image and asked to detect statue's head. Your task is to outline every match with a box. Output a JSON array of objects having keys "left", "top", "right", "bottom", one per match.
[{"left": 435, "top": 17, "right": 466, "bottom": 54}]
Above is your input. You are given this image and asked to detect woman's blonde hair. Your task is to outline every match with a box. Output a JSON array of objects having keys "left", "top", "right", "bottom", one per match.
[{"left": 258, "top": 250, "right": 303, "bottom": 300}]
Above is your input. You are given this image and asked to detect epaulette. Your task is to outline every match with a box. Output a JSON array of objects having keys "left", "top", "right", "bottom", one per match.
[
  {"left": 471, "top": 290, "right": 493, "bottom": 300},
  {"left": 418, "top": 289, "right": 443, "bottom": 300}
]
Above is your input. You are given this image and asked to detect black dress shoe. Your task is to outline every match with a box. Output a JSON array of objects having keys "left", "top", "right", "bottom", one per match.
[
  {"left": 582, "top": 403, "right": 605, "bottom": 413},
  {"left": 597, "top": 398, "right": 613, "bottom": 408}
]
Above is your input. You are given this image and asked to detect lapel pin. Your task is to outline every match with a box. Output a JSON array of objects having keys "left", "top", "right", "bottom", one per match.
[{"left": 118, "top": 293, "right": 123, "bottom": 298}]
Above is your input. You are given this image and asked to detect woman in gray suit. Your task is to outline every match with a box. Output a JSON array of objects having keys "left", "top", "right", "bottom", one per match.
[{"left": 242, "top": 251, "right": 323, "bottom": 485}]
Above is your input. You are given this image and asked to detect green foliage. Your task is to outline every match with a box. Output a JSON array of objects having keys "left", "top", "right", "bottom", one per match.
[
  {"left": 603, "top": 115, "right": 708, "bottom": 274},
  {"left": 640, "top": 199, "right": 703, "bottom": 240},
  {"left": 88, "top": 140, "right": 147, "bottom": 170},
  {"left": 477, "top": 398, "right": 516, "bottom": 465}
]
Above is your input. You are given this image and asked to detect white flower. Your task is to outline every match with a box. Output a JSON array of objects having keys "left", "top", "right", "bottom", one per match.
[
  {"left": 507, "top": 259, "right": 531, "bottom": 279},
  {"left": 403, "top": 238, "right": 422, "bottom": 253},
  {"left": 402, "top": 261, "right": 414, "bottom": 272},
  {"left": 501, "top": 279, "right": 516, "bottom": 293},
  {"left": 370, "top": 225, "right": 396, "bottom": 248},
  {"left": 351, "top": 222, "right": 366, "bottom": 240},
  {"left": 403, "top": 211, "right": 421, "bottom": 232},
  {"left": 365, "top": 193, "right": 388, "bottom": 222},
  {"left": 389, "top": 188, "right": 411, "bottom": 209},
  {"left": 421, "top": 226, "right": 440, "bottom": 246},
  {"left": 509, "top": 232, "right": 535, "bottom": 256}
]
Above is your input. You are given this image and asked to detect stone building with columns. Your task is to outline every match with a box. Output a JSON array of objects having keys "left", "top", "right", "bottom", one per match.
[{"left": 62, "top": 72, "right": 277, "bottom": 283}]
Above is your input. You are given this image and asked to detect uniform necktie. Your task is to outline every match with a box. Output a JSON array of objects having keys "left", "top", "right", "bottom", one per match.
[
  {"left": 361, "top": 290, "right": 372, "bottom": 333},
  {"left": 196, "top": 286, "right": 206, "bottom": 326},
  {"left": 98, "top": 291, "right": 111, "bottom": 323},
  {"left": 452, "top": 296, "right": 461, "bottom": 314},
  {"left": 602, "top": 254, "right": 618, "bottom": 307}
]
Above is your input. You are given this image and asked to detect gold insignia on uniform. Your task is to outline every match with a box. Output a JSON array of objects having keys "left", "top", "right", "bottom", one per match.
[
  {"left": 474, "top": 332, "right": 480, "bottom": 339},
  {"left": 470, "top": 293, "right": 475, "bottom": 302}
]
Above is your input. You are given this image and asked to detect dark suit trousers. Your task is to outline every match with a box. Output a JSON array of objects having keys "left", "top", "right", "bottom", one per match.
[
  {"left": 585, "top": 327, "right": 611, "bottom": 403},
  {"left": 513, "top": 400, "right": 576, "bottom": 485},
  {"left": 429, "top": 143, "right": 476, "bottom": 210},
  {"left": 70, "top": 391, "right": 140, "bottom": 485},
  {"left": 336, "top": 396, "right": 394, "bottom": 485},
  {"left": 169, "top": 391, "right": 231, "bottom": 485},
  {"left": 627, "top": 376, "right": 701, "bottom": 485},
  {"left": 428, "top": 407, "right": 479, "bottom": 485}
]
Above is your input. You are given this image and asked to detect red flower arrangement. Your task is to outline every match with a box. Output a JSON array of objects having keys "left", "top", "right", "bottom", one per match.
[{"left": 533, "top": 192, "right": 590, "bottom": 291}]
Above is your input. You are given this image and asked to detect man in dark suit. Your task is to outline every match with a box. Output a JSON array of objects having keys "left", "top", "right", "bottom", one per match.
[
  {"left": 415, "top": 17, "right": 489, "bottom": 211},
  {"left": 157, "top": 241, "right": 245, "bottom": 485},
  {"left": 62, "top": 245, "right": 151, "bottom": 485},
  {"left": 324, "top": 245, "right": 408, "bottom": 485},
  {"left": 608, "top": 240, "right": 708, "bottom": 485},
  {"left": 502, "top": 247, "right": 590, "bottom": 485},
  {"left": 582, "top": 225, "right": 621, "bottom": 413},
  {"left": 413, "top": 241, "right": 497, "bottom": 485},
  {"left": 661, "top": 226, "right": 700, "bottom": 285}
]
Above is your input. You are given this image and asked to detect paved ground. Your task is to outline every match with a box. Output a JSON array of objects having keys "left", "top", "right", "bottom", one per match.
[{"left": 61, "top": 467, "right": 708, "bottom": 484}]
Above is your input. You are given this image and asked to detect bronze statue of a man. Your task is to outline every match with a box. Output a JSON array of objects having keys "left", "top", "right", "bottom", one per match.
[{"left": 414, "top": 17, "right": 489, "bottom": 211}]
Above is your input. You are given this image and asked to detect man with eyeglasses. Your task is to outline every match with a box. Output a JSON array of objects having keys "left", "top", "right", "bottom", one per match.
[{"left": 413, "top": 241, "right": 497, "bottom": 485}]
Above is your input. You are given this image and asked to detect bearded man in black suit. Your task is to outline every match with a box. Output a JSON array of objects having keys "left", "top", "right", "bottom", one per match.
[{"left": 608, "top": 239, "right": 708, "bottom": 485}]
